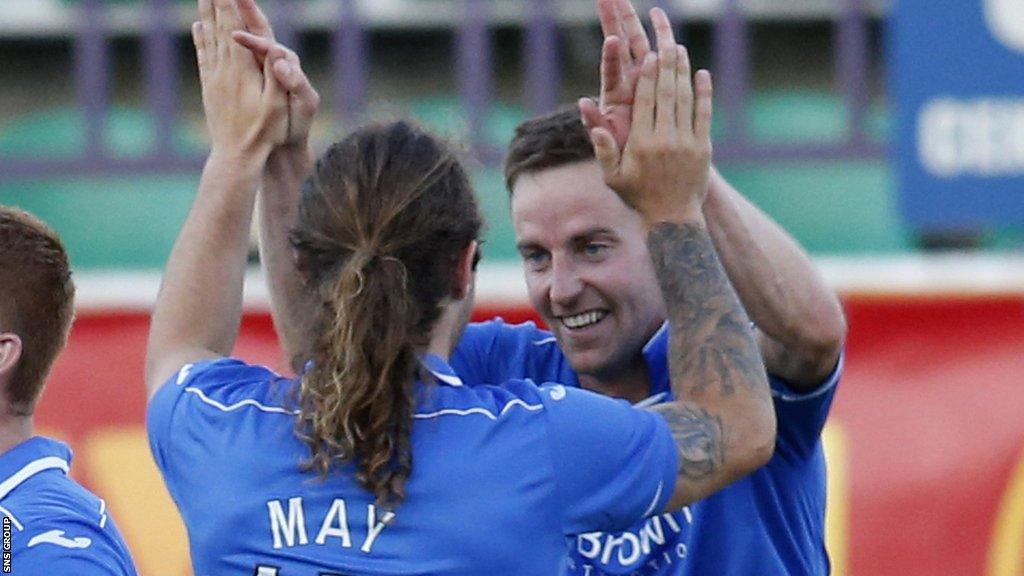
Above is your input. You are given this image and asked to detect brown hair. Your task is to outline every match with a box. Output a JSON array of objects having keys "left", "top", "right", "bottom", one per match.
[
  {"left": 504, "top": 104, "right": 594, "bottom": 192},
  {"left": 0, "top": 207, "right": 75, "bottom": 415},
  {"left": 290, "top": 120, "right": 482, "bottom": 508}
]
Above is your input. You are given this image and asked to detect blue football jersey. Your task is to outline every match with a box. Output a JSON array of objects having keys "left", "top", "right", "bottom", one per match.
[
  {"left": 147, "top": 355, "right": 679, "bottom": 575},
  {"left": 0, "top": 436, "right": 139, "bottom": 576},
  {"left": 451, "top": 319, "right": 841, "bottom": 576}
]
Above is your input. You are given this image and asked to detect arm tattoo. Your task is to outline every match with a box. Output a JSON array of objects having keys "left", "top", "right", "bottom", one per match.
[
  {"left": 647, "top": 221, "right": 766, "bottom": 400},
  {"left": 648, "top": 403, "right": 724, "bottom": 480},
  {"left": 647, "top": 221, "right": 770, "bottom": 480}
]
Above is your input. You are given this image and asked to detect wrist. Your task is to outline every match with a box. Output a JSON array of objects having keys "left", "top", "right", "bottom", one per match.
[
  {"left": 641, "top": 201, "right": 706, "bottom": 229},
  {"left": 205, "top": 148, "right": 269, "bottom": 187},
  {"left": 208, "top": 145, "right": 272, "bottom": 177},
  {"left": 266, "top": 143, "right": 315, "bottom": 178}
]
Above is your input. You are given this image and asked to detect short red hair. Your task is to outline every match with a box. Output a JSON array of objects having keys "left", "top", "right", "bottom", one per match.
[{"left": 0, "top": 206, "right": 75, "bottom": 414}]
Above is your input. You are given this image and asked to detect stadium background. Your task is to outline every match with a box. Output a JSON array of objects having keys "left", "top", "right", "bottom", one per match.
[{"left": 1, "top": 0, "right": 1023, "bottom": 574}]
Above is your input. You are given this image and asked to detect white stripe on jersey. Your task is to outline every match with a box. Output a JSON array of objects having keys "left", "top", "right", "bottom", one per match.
[
  {"left": 414, "top": 399, "right": 544, "bottom": 422},
  {"left": 0, "top": 504, "right": 23, "bottom": 531},
  {"left": 0, "top": 457, "right": 70, "bottom": 501},
  {"left": 184, "top": 387, "right": 300, "bottom": 416},
  {"left": 98, "top": 499, "right": 108, "bottom": 528},
  {"left": 642, "top": 480, "right": 665, "bottom": 518}
]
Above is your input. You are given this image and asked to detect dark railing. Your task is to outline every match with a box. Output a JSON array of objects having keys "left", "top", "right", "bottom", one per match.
[{"left": 0, "top": 0, "right": 884, "bottom": 181}]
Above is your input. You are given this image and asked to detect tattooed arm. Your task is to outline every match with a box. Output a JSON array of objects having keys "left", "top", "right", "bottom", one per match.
[
  {"left": 587, "top": 9, "right": 774, "bottom": 510},
  {"left": 646, "top": 221, "right": 774, "bottom": 509}
]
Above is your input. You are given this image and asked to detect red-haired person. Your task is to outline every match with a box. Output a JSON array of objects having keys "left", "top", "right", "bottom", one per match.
[{"left": 0, "top": 207, "right": 138, "bottom": 575}]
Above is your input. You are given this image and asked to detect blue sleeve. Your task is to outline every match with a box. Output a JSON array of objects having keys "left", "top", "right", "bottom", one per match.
[
  {"left": 451, "top": 319, "right": 573, "bottom": 386},
  {"left": 538, "top": 384, "right": 678, "bottom": 535},
  {"left": 146, "top": 358, "right": 286, "bottom": 484},
  {"left": 13, "top": 522, "right": 137, "bottom": 576},
  {"left": 769, "top": 353, "right": 844, "bottom": 462}
]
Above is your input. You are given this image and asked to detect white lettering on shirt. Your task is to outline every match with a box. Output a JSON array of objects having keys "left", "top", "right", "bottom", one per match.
[
  {"left": 267, "top": 497, "right": 309, "bottom": 549},
  {"left": 315, "top": 499, "right": 352, "bottom": 547},
  {"left": 361, "top": 505, "right": 395, "bottom": 553},
  {"left": 265, "top": 498, "right": 395, "bottom": 554},
  {"left": 574, "top": 508, "right": 691, "bottom": 571}
]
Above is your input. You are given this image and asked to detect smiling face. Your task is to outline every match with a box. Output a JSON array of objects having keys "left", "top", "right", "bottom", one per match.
[{"left": 511, "top": 160, "right": 667, "bottom": 381}]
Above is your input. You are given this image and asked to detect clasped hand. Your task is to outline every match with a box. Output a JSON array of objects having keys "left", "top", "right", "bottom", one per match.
[
  {"left": 193, "top": 0, "right": 292, "bottom": 159},
  {"left": 584, "top": 4, "right": 713, "bottom": 227}
]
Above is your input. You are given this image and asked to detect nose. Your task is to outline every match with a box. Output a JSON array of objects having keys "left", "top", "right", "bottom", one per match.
[{"left": 548, "top": 254, "right": 584, "bottom": 311}]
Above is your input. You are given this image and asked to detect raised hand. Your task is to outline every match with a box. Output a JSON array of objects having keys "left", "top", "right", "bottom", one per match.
[
  {"left": 579, "top": 0, "right": 654, "bottom": 149},
  {"left": 193, "top": 0, "right": 288, "bottom": 157},
  {"left": 232, "top": 0, "right": 320, "bottom": 148},
  {"left": 588, "top": 7, "right": 713, "bottom": 225}
]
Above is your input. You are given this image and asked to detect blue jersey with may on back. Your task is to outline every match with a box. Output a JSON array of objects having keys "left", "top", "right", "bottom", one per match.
[
  {"left": 451, "top": 319, "right": 842, "bottom": 576},
  {"left": 0, "top": 437, "right": 139, "bottom": 576},
  {"left": 147, "top": 355, "right": 678, "bottom": 575}
]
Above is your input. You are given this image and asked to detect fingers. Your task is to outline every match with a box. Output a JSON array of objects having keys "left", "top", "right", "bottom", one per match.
[
  {"left": 600, "top": 36, "right": 624, "bottom": 102},
  {"left": 213, "top": 0, "right": 242, "bottom": 34},
  {"left": 597, "top": 0, "right": 618, "bottom": 40},
  {"left": 232, "top": 30, "right": 275, "bottom": 58},
  {"left": 590, "top": 127, "right": 622, "bottom": 177},
  {"left": 198, "top": 0, "right": 217, "bottom": 54},
  {"left": 192, "top": 21, "right": 209, "bottom": 85},
  {"left": 633, "top": 52, "right": 658, "bottom": 135},
  {"left": 676, "top": 45, "right": 693, "bottom": 133},
  {"left": 693, "top": 69, "right": 713, "bottom": 143},
  {"left": 236, "top": 0, "right": 274, "bottom": 39},
  {"left": 579, "top": 97, "right": 611, "bottom": 134},
  {"left": 651, "top": 8, "right": 677, "bottom": 133},
  {"left": 263, "top": 48, "right": 286, "bottom": 98},
  {"left": 273, "top": 47, "right": 317, "bottom": 105},
  {"left": 212, "top": 0, "right": 243, "bottom": 59},
  {"left": 617, "top": 0, "right": 650, "bottom": 63},
  {"left": 266, "top": 43, "right": 320, "bottom": 139}
]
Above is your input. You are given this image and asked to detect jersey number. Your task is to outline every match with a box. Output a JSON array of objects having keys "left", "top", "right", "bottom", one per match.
[{"left": 255, "top": 566, "right": 350, "bottom": 576}]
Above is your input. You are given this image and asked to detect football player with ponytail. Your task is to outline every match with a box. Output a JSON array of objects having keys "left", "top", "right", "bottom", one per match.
[{"left": 144, "top": 0, "right": 773, "bottom": 574}]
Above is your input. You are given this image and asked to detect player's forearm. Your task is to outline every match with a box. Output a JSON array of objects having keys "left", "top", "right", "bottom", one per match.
[
  {"left": 647, "top": 212, "right": 775, "bottom": 508},
  {"left": 703, "top": 167, "right": 846, "bottom": 386},
  {"left": 146, "top": 151, "right": 265, "bottom": 388},
  {"left": 259, "top": 146, "right": 317, "bottom": 375}
]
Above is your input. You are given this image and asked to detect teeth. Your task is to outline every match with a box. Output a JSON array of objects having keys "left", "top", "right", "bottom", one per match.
[{"left": 562, "top": 310, "right": 607, "bottom": 329}]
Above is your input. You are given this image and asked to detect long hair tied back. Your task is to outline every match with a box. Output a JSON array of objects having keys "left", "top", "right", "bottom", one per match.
[{"left": 290, "top": 121, "right": 482, "bottom": 509}]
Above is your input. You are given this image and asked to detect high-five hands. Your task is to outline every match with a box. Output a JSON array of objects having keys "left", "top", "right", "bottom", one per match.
[
  {"left": 588, "top": 7, "right": 713, "bottom": 226},
  {"left": 579, "top": 0, "right": 652, "bottom": 149},
  {"left": 231, "top": 0, "right": 320, "bottom": 148},
  {"left": 192, "top": 0, "right": 288, "bottom": 157}
]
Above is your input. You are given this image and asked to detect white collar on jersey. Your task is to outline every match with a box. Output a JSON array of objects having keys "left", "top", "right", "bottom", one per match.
[
  {"left": 303, "top": 355, "right": 464, "bottom": 387},
  {"left": 419, "top": 354, "right": 464, "bottom": 387},
  {"left": 0, "top": 456, "right": 70, "bottom": 501}
]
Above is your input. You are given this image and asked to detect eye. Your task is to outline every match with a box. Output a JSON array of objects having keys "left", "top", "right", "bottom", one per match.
[
  {"left": 520, "top": 249, "right": 550, "bottom": 270},
  {"left": 582, "top": 243, "right": 609, "bottom": 258}
]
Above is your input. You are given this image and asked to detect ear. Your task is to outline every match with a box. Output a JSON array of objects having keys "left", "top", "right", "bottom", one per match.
[
  {"left": 450, "top": 240, "right": 478, "bottom": 300},
  {"left": 0, "top": 334, "right": 23, "bottom": 379}
]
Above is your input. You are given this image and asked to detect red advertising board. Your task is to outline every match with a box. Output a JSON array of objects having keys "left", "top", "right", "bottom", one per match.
[{"left": 33, "top": 297, "right": 1024, "bottom": 576}]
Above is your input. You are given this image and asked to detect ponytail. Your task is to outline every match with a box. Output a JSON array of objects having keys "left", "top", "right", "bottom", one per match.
[
  {"left": 298, "top": 251, "right": 420, "bottom": 508},
  {"left": 290, "top": 120, "right": 483, "bottom": 509}
]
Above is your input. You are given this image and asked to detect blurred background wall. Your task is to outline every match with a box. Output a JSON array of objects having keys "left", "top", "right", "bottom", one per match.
[{"left": 1, "top": 0, "right": 1022, "bottom": 575}]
